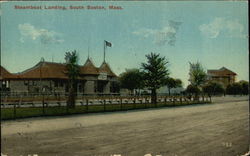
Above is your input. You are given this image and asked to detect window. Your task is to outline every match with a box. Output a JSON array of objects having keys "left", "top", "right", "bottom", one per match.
[
  {"left": 24, "top": 81, "right": 28, "bottom": 85},
  {"left": 28, "top": 81, "right": 33, "bottom": 85}
]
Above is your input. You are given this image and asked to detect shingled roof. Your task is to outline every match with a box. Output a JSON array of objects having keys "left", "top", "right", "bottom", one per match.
[
  {"left": 15, "top": 62, "right": 68, "bottom": 79},
  {"left": 1, "top": 62, "right": 70, "bottom": 80},
  {"left": 99, "top": 61, "right": 116, "bottom": 77},
  {"left": 0, "top": 66, "right": 16, "bottom": 80},
  {"left": 207, "top": 67, "right": 237, "bottom": 76},
  {"left": 1, "top": 59, "right": 117, "bottom": 80},
  {"left": 80, "top": 58, "right": 99, "bottom": 75}
]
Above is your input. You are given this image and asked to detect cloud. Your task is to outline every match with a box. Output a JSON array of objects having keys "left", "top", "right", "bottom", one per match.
[
  {"left": 132, "top": 28, "right": 156, "bottom": 38},
  {"left": 18, "top": 23, "right": 64, "bottom": 44},
  {"left": 199, "top": 17, "right": 245, "bottom": 38},
  {"left": 132, "top": 20, "right": 182, "bottom": 46}
]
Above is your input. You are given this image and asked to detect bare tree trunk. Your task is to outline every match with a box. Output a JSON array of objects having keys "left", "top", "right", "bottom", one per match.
[
  {"left": 151, "top": 89, "right": 157, "bottom": 107},
  {"left": 67, "top": 83, "right": 76, "bottom": 108}
]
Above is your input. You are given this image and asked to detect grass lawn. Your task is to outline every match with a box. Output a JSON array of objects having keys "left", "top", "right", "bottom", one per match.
[{"left": 1, "top": 101, "right": 211, "bottom": 120}]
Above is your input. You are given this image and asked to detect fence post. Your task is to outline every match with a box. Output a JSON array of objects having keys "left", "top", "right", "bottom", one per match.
[
  {"left": 104, "top": 99, "right": 106, "bottom": 112},
  {"left": 133, "top": 98, "right": 136, "bottom": 109},
  {"left": 58, "top": 93, "right": 61, "bottom": 107},
  {"left": 66, "top": 104, "right": 69, "bottom": 114},
  {"left": 18, "top": 96, "right": 22, "bottom": 108},
  {"left": 110, "top": 98, "right": 112, "bottom": 110},
  {"left": 13, "top": 103, "right": 16, "bottom": 119},
  {"left": 86, "top": 99, "right": 89, "bottom": 112},
  {"left": 46, "top": 98, "right": 48, "bottom": 107},
  {"left": 66, "top": 97, "right": 69, "bottom": 114},
  {"left": 155, "top": 97, "right": 157, "bottom": 108},
  {"left": 120, "top": 98, "right": 122, "bottom": 110},
  {"left": 42, "top": 94, "right": 45, "bottom": 115}
]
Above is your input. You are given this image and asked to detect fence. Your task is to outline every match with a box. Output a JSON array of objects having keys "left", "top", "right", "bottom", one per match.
[
  {"left": 0, "top": 91, "right": 121, "bottom": 98},
  {"left": 1, "top": 94, "right": 211, "bottom": 120}
]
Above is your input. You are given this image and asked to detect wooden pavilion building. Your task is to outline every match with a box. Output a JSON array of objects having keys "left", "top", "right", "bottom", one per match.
[{"left": 0, "top": 58, "right": 119, "bottom": 95}]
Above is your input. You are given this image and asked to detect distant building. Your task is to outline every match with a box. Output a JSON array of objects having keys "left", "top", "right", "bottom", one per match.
[
  {"left": 207, "top": 67, "right": 237, "bottom": 87},
  {"left": 0, "top": 58, "right": 119, "bottom": 95}
]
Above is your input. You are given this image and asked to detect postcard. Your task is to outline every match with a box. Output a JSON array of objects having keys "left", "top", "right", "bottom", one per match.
[{"left": 1, "top": 1, "right": 249, "bottom": 156}]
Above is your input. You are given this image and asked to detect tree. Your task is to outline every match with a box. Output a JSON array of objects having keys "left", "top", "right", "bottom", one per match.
[
  {"left": 65, "top": 50, "right": 80, "bottom": 108},
  {"left": 202, "top": 81, "right": 225, "bottom": 96},
  {"left": 188, "top": 62, "right": 207, "bottom": 99},
  {"left": 226, "top": 81, "right": 249, "bottom": 95},
  {"left": 239, "top": 80, "right": 249, "bottom": 95},
  {"left": 186, "top": 84, "right": 201, "bottom": 95},
  {"left": 119, "top": 68, "right": 144, "bottom": 94},
  {"left": 189, "top": 62, "right": 207, "bottom": 87},
  {"left": 164, "top": 77, "right": 182, "bottom": 96},
  {"left": 226, "top": 82, "right": 242, "bottom": 95},
  {"left": 141, "top": 52, "right": 169, "bottom": 105}
]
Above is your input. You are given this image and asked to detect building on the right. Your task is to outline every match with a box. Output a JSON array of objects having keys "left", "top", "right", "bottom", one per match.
[{"left": 207, "top": 67, "right": 237, "bottom": 87}]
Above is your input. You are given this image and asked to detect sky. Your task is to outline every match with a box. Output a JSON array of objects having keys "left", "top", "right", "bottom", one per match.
[{"left": 1, "top": 1, "right": 248, "bottom": 87}]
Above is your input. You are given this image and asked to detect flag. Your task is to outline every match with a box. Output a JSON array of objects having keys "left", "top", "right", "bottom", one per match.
[{"left": 105, "top": 40, "right": 112, "bottom": 47}]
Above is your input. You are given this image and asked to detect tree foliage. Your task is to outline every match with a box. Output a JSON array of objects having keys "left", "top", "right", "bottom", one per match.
[
  {"left": 65, "top": 50, "right": 80, "bottom": 108},
  {"left": 239, "top": 80, "right": 249, "bottom": 95},
  {"left": 164, "top": 77, "right": 182, "bottom": 96},
  {"left": 226, "top": 81, "right": 249, "bottom": 95},
  {"left": 141, "top": 52, "right": 170, "bottom": 104},
  {"left": 65, "top": 51, "right": 79, "bottom": 81},
  {"left": 189, "top": 62, "right": 207, "bottom": 87},
  {"left": 202, "top": 81, "right": 225, "bottom": 95},
  {"left": 119, "top": 68, "right": 144, "bottom": 93},
  {"left": 226, "top": 83, "right": 241, "bottom": 95},
  {"left": 185, "top": 84, "right": 201, "bottom": 95}
]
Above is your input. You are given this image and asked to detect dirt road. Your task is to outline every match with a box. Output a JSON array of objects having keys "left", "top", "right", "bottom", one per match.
[{"left": 1, "top": 96, "right": 249, "bottom": 156}]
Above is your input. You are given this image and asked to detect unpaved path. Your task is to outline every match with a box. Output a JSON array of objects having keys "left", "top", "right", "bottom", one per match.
[{"left": 1, "top": 96, "right": 249, "bottom": 156}]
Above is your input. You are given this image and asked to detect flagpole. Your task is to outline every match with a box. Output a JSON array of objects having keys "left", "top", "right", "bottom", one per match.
[
  {"left": 104, "top": 40, "right": 106, "bottom": 62},
  {"left": 87, "top": 40, "right": 89, "bottom": 59},
  {"left": 88, "top": 38, "right": 90, "bottom": 59}
]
